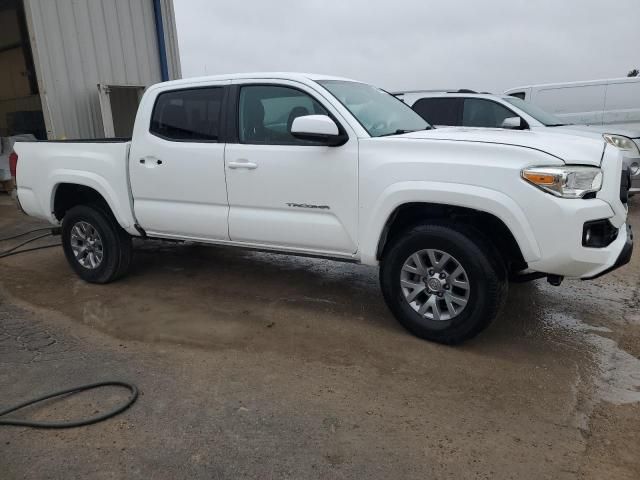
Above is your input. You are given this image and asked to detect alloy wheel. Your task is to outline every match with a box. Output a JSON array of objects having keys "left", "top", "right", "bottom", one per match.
[{"left": 400, "top": 249, "right": 471, "bottom": 321}]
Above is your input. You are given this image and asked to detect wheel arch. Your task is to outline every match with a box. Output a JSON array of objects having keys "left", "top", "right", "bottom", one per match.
[
  {"left": 53, "top": 183, "right": 113, "bottom": 220},
  {"left": 360, "top": 182, "right": 541, "bottom": 268},
  {"left": 48, "top": 172, "right": 137, "bottom": 235},
  {"left": 377, "top": 202, "right": 528, "bottom": 272}
]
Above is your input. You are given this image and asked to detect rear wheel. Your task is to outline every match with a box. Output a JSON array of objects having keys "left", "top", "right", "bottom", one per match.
[
  {"left": 61, "top": 205, "right": 132, "bottom": 283},
  {"left": 380, "top": 223, "right": 506, "bottom": 344}
]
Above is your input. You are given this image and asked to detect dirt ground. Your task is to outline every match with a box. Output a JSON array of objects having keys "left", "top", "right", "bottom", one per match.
[{"left": 1, "top": 193, "right": 639, "bottom": 479}]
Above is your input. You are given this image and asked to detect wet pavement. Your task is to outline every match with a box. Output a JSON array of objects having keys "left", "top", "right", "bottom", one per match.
[{"left": 0, "top": 193, "right": 639, "bottom": 479}]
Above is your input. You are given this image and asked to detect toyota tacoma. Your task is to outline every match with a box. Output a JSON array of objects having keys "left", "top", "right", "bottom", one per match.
[{"left": 11, "top": 73, "right": 634, "bottom": 344}]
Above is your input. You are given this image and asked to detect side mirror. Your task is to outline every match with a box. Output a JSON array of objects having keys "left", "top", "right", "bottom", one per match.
[
  {"left": 500, "top": 116, "right": 523, "bottom": 129},
  {"left": 290, "top": 115, "right": 348, "bottom": 146}
]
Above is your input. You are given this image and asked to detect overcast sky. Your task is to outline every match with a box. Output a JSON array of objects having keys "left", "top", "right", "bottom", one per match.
[{"left": 173, "top": 0, "right": 640, "bottom": 93}]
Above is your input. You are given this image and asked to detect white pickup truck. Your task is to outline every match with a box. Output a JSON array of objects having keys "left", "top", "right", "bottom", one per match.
[{"left": 12, "top": 73, "right": 634, "bottom": 344}]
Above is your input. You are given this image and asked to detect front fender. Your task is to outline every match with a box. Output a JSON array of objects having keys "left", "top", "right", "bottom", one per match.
[{"left": 359, "top": 181, "right": 541, "bottom": 265}]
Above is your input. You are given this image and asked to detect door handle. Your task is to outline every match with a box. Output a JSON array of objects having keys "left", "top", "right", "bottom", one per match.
[
  {"left": 228, "top": 160, "right": 258, "bottom": 170},
  {"left": 140, "top": 157, "right": 163, "bottom": 166}
]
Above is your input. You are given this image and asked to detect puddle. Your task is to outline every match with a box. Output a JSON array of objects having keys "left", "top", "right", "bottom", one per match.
[
  {"left": 589, "top": 333, "right": 640, "bottom": 405},
  {"left": 545, "top": 312, "right": 640, "bottom": 405}
]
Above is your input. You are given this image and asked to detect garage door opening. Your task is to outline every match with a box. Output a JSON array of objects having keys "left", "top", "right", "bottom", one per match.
[{"left": 0, "top": 0, "right": 46, "bottom": 140}]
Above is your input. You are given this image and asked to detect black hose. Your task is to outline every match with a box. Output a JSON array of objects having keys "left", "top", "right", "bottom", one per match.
[
  {"left": 0, "top": 227, "right": 54, "bottom": 242},
  {"left": 0, "top": 381, "right": 138, "bottom": 429},
  {"left": 0, "top": 243, "right": 61, "bottom": 259},
  {"left": 0, "top": 232, "right": 59, "bottom": 259},
  {"left": 0, "top": 227, "right": 61, "bottom": 259},
  {"left": 0, "top": 230, "right": 137, "bottom": 429}
]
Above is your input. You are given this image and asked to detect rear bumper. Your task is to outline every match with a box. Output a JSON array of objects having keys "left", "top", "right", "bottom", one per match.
[
  {"left": 14, "top": 190, "right": 25, "bottom": 214},
  {"left": 2, "top": 178, "right": 24, "bottom": 213},
  {"left": 582, "top": 224, "right": 634, "bottom": 280}
]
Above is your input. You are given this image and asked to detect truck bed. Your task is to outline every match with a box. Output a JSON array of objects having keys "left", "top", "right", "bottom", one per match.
[{"left": 14, "top": 140, "right": 137, "bottom": 234}]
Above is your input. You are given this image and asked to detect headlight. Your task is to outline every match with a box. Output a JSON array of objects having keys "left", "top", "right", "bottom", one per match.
[
  {"left": 521, "top": 166, "right": 603, "bottom": 198},
  {"left": 603, "top": 134, "right": 640, "bottom": 154}
]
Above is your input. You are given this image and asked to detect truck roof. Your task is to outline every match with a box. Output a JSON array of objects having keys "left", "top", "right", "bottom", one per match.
[{"left": 152, "top": 72, "right": 360, "bottom": 89}]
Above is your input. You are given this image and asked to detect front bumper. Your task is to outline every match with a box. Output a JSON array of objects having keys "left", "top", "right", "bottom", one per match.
[
  {"left": 528, "top": 217, "right": 632, "bottom": 279},
  {"left": 526, "top": 145, "right": 631, "bottom": 279},
  {"left": 627, "top": 139, "right": 640, "bottom": 195},
  {"left": 583, "top": 224, "right": 634, "bottom": 279}
]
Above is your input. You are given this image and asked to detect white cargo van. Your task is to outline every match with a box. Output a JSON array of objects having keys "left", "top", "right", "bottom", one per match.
[{"left": 504, "top": 77, "right": 640, "bottom": 129}]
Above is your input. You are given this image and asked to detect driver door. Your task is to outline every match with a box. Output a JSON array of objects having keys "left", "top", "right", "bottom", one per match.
[{"left": 224, "top": 80, "right": 359, "bottom": 255}]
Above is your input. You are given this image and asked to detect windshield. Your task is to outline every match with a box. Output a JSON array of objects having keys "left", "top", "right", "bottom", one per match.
[
  {"left": 317, "top": 80, "right": 430, "bottom": 137},
  {"left": 503, "top": 96, "right": 567, "bottom": 127}
]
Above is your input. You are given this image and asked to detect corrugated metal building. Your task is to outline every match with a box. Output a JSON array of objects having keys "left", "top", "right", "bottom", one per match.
[{"left": 0, "top": 0, "right": 181, "bottom": 140}]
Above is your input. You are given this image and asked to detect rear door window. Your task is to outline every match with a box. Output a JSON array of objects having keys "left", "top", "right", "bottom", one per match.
[
  {"left": 462, "top": 98, "right": 517, "bottom": 128},
  {"left": 411, "top": 97, "right": 462, "bottom": 126},
  {"left": 150, "top": 87, "right": 223, "bottom": 141}
]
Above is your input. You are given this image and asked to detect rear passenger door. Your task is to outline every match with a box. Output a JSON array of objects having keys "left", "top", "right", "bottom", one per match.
[
  {"left": 129, "top": 82, "right": 231, "bottom": 240},
  {"left": 411, "top": 97, "right": 462, "bottom": 127}
]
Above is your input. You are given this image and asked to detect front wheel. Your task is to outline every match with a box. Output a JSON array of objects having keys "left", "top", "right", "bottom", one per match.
[
  {"left": 380, "top": 223, "right": 506, "bottom": 344},
  {"left": 61, "top": 205, "right": 132, "bottom": 283}
]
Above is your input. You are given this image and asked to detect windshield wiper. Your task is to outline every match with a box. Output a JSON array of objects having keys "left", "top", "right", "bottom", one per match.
[
  {"left": 546, "top": 123, "right": 567, "bottom": 127},
  {"left": 380, "top": 128, "right": 430, "bottom": 137},
  {"left": 378, "top": 129, "right": 415, "bottom": 137},
  {"left": 378, "top": 126, "right": 433, "bottom": 137}
]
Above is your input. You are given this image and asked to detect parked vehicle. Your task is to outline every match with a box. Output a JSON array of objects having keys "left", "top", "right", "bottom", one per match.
[
  {"left": 11, "top": 73, "right": 633, "bottom": 344},
  {"left": 504, "top": 77, "right": 640, "bottom": 129},
  {"left": 395, "top": 90, "right": 640, "bottom": 195}
]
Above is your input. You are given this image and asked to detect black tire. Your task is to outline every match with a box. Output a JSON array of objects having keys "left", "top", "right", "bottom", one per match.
[
  {"left": 61, "top": 204, "right": 132, "bottom": 284},
  {"left": 380, "top": 223, "right": 507, "bottom": 344}
]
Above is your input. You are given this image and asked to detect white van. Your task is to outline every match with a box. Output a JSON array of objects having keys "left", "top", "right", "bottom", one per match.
[{"left": 504, "top": 77, "right": 640, "bottom": 129}]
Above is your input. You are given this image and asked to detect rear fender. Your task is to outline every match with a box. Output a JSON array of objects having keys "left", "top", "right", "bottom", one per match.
[{"left": 48, "top": 170, "right": 137, "bottom": 235}]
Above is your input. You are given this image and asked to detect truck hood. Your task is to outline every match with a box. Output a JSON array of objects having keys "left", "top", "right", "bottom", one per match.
[
  {"left": 397, "top": 127, "right": 606, "bottom": 166},
  {"left": 550, "top": 123, "right": 640, "bottom": 139}
]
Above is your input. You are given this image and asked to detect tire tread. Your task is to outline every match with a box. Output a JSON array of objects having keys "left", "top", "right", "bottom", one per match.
[
  {"left": 380, "top": 222, "right": 507, "bottom": 344},
  {"left": 61, "top": 204, "right": 132, "bottom": 284}
]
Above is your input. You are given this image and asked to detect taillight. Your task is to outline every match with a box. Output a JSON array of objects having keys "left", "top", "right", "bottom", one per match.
[{"left": 9, "top": 151, "right": 18, "bottom": 177}]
